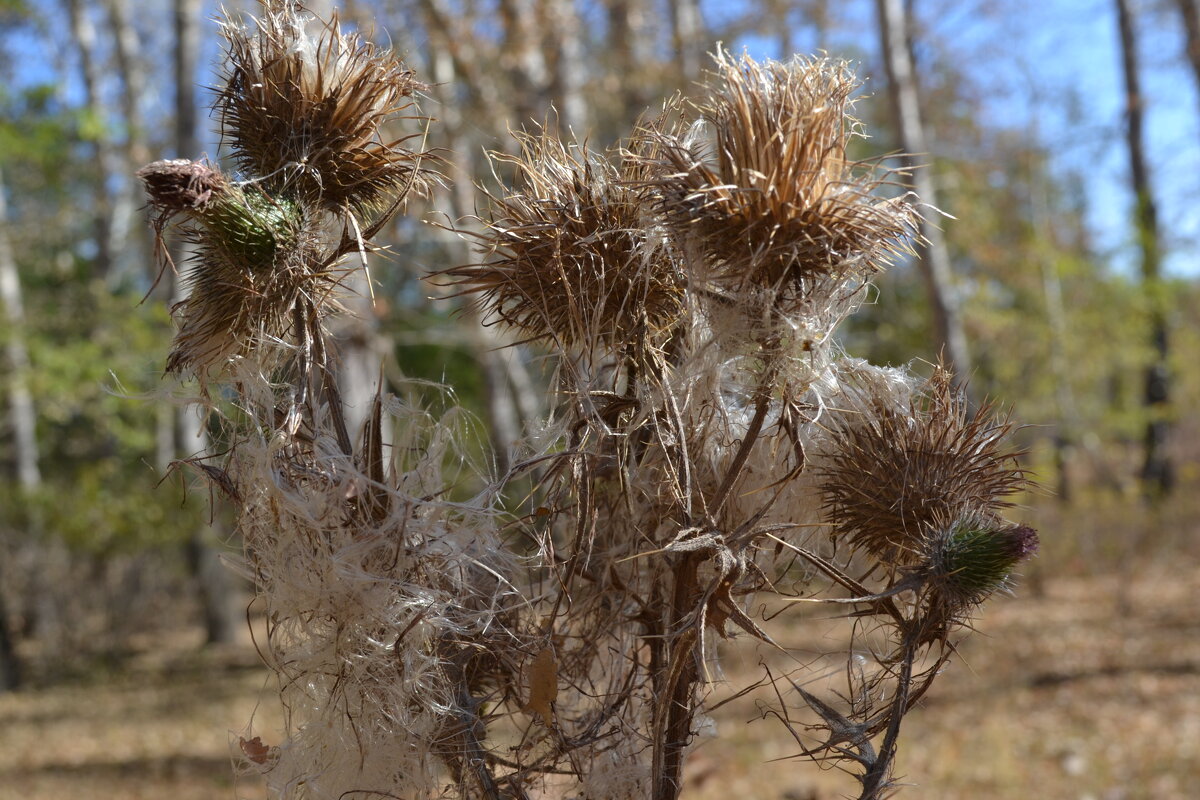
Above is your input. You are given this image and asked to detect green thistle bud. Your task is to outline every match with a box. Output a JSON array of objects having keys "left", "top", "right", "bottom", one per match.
[
  {"left": 198, "top": 186, "right": 302, "bottom": 270},
  {"left": 139, "top": 159, "right": 316, "bottom": 377},
  {"left": 137, "top": 159, "right": 302, "bottom": 270},
  {"left": 930, "top": 518, "right": 1039, "bottom": 607}
]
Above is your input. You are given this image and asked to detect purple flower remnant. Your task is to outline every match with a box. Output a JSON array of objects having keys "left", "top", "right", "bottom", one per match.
[
  {"left": 1005, "top": 524, "right": 1040, "bottom": 563},
  {"left": 931, "top": 518, "right": 1040, "bottom": 608}
]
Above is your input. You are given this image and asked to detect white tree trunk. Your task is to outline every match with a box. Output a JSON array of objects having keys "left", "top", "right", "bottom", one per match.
[
  {"left": 875, "top": 0, "right": 971, "bottom": 382},
  {"left": 544, "top": 0, "right": 587, "bottom": 133},
  {"left": 0, "top": 163, "right": 38, "bottom": 690},
  {"left": 104, "top": 0, "right": 150, "bottom": 281},
  {"left": 0, "top": 166, "right": 39, "bottom": 491},
  {"left": 68, "top": 0, "right": 129, "bottom": 278}
]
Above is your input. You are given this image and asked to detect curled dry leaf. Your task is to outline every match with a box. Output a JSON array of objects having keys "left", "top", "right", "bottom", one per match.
[
  {"left": 239, "top": 735, "right": 277, "bottom": 766},
  {"left": 522, "top": 646, "right": 559, "bottom": 728}
]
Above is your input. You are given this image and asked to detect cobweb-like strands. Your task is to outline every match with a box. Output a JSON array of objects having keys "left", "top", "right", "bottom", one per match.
[{"left": 229, "top": 385, "right": 522, "bottom": 800}]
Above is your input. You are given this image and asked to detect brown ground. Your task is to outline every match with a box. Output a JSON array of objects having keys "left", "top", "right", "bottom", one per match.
[{"left": 2, "top": 567, "right": 1198, "bottom": 800}]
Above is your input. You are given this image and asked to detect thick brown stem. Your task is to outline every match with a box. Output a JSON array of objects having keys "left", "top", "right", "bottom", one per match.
[
  {"left": 653, "top": 552, "right": 703, "bottom": 800},
  {"left": 857, "top": 635, "right": 917, "bottom": 799},
  {"left": 709, "top": 387, "right": 771, "bottom": 518}
]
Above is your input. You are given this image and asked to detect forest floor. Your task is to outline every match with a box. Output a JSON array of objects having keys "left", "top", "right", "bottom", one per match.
[{"left": 1, "top": 565, "right": 1198, "bottom": 800}]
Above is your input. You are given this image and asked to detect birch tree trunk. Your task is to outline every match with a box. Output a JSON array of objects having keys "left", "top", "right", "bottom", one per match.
[
  {"left": 603, "top": 0, "right": 651, "bottom": 123},
  {"left": 1115, "top": 0, "right": 1173, "bottom": 497},
  {"left": 0, "top": 164, "right": 37, "bottom": 690},
  {"left": 104, "top": 0, "right": 149, "bottom": 280},
  {"left": 543, "top": 0, "right": 587, "bottom": 133},
  {"left": 422, "top": 30, "right": 535, "bottom": 476},
  {"left": 500, "top": 0, "right": 552, "bottom": 126},
  {"left": 1035, "top": 212, "right": 1078, "bottom": 502},
  {"left": 0, "top": 170, "right": 39, "bottom": 494},
  {"left": 67, "top": 0, "right": 125, "bottom": 279},
  {"left": 106, "top": 0, "right": 175, "bottom": 482},
  {"left": 875, "top": 0, "right": 971, "bottom": 382}
]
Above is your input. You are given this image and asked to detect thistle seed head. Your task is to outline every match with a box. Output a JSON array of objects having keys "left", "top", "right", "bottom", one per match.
[
  {"left": 446, "top": 131, "right": 683, "bottom": 353},
  {"left": 818, "top": 369, "right": 1028, "bottom": 564},
  {"left": 216, "top": 5, "right": 433, "bottom": 213},
  {"left": 643, "top": 52, "right": 919, "bottom": 298},
  {"left": 141, "top": 2, "right": 443, "bottom": 379}
]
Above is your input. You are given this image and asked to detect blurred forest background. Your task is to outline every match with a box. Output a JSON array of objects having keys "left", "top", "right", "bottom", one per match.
[{"left": 1, "top": 0, "right": 1199, "bottom": 797}]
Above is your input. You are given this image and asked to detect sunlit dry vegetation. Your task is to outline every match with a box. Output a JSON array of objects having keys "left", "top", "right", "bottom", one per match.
[{"left": 2, "top": 0, "right": 1199, "bottom": 798}]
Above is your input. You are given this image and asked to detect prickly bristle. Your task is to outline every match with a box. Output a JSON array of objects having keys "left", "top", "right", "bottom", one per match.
[
  {"left": 216, "top": 6, "right": 434, "bottom": 213},
  {"left": 643, "top": 52, "right": 918, "bottom": 298},
  {"left": 818, "top": 369, "right": 1028, "bottom": 564}
]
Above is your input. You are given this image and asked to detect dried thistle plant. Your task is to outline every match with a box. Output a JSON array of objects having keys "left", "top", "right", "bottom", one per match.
[
  {"left": 451, "top": 52, "right": 1037, "bottom": 800},
  {"left": 140, "top": 5, "right": 515, "bottom": 800},
  {"left": 142, "top": 3, "right": 436, "bottom": 380},
  {"left": 142, "top": 16, "right": 1037, "bottom": 800}
]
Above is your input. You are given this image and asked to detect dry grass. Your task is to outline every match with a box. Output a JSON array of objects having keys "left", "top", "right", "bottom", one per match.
[
  {"left": 3, "top": 566, "right": 1197, "bottom": 800},
  {"left": 689, "top": 566, "right": 1200, "bottom": 800},
  {"left": 0, "top": 629, "right": 280, "bottom": 800}
]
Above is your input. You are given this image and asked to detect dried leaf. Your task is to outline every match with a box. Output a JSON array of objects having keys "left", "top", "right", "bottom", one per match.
[
  {"left": 239, "top": 735, "right": 276, "bottom": 765},
  {"left": 522, "top": 646, "right": 558, "bottom": 728}
]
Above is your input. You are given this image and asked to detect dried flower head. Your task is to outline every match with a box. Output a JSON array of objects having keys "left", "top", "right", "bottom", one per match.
[
  {"left": 138, "top": 158, "right": 322, "bottom": 376},
  {"left": 646, "top": 51, "right": 918, "bottom": 295},
  {"left": 818, "top": 369, "right": 1028, "bottom": 564},
  {"left": 141, "top": 3, "right": 442, "bottom": 378},
  {"left": 216, "top": 3, "right": 433, "bottom": 214},
  {"left": 447, "top": 131, "right": 683, "bottom": 352},
  {"left": 138, "top": 158, "right": 230, "bottom": 217}
]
